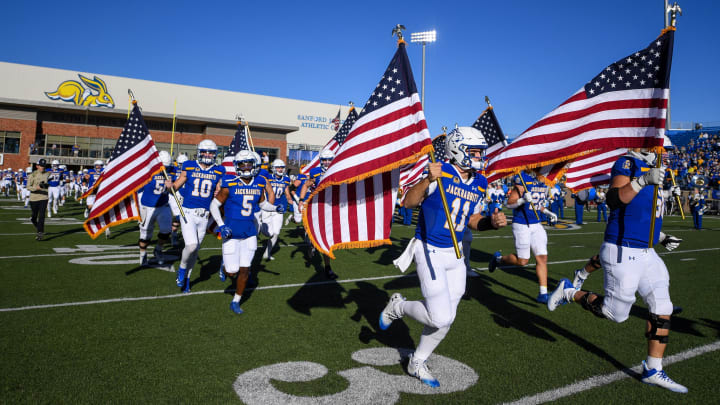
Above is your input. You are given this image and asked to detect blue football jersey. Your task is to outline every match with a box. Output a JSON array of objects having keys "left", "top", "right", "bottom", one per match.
[
  {"left": 415, "top": 162, "right": 487, "bottom": 248},
  {"left": 180, "top": 160, "right": 225, "bottom": 209},
  {"left": 47, "top": 169, "right": 64, "bottom": 187},
  {"left": 223, "top": 175, "right": 267, "bottom": 239},
  {"left": 87, "top": 169, "right": 102, "bottom": 188},
  {"left": 268, "top": 174, "right": 291, "bottom": 207},
  {"left": 512, "top": 172, "right": 548, "bottom": 225},
  {"left": 294, "top": 174, "right": 308, "bottom": 200},
  {"left": 140, "top": 167, "right": 175, "bottom": 207},
  {"left": 604, "top": 155, "right": 663, "bottom": 248}
]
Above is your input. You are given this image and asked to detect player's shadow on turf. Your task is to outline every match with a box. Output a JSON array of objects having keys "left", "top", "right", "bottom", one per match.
[
  {"left": 366, "top": 236, "right": 408, "bottom": 266},
  {"left": 286, "top": 273, "right": 346, "bottom": 316},
  {"left": 41, "top": 227, "right": 84, "bottom": 241},
  {"left": 191, "top": 254, "right": 223, "bottom": 289},
  {"left": 343, "top": 282, "right": 415, "bottom": 349},
  {"left": 465, "top": 275, "right": 632, "bottom": 372}
]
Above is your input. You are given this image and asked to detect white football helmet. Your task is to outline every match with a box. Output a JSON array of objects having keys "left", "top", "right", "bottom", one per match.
[
  {"left": 235, "top": 150, "right": 257, "bottom": 178},
  {"left": 271, "top": 159, "right": 285, "bottom": 178},
  {"left": 176, "top": 153, "right": 189, "bottom": 166},
  {"left": 628, "top": 150, "right": 656, "bottom": 166},
  {"left": 51, "top": 160, "right": 60, "bottom": 169},
  {"left": 319, "top": 149, "right": 334, "bottom": 170},
  {"left": 82, "top": 168, "right": 89, "bottom": 174},
  {"left": 93, "top": 160, "right": 104, "bottom": 170},
  {"left": 158, "top": 151, "right": 172, "bottom": 167},
  {"left": 445, "top": 127, "right": 488, "bottom": 171},
  {"left": 197, "top": 139, "right": 218, "bottom": 165},
  {"left": 59, "top": 164, "right": 67, "bottom": 171}
]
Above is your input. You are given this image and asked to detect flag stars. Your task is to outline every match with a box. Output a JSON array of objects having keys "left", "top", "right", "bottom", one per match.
[{"left": 392, "top": 68, "right": 398, "bottom": 73}]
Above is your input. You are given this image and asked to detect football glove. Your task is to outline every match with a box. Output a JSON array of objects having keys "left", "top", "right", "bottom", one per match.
[
  {"left": 631, "top": 167, "right": 665, "bottom": 192},
  {"left": 660, "top": 234, "right": 681, "bottom": 251},
  {"left": 546, "top": 211, "right": 558, "bottom": 224},
  {"left": 219, "top": 225, "right": 232, "bottom": 240},
  {"left": 671, "top": 187, "right": 681, "bottom": 197},
  {"left": 276, "top": 204, "right": 286, "bottom": 214}
]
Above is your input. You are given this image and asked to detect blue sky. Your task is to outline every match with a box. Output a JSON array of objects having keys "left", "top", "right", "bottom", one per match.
[{"left": 2, "top": 0, "right": 718, "bottom": 138}]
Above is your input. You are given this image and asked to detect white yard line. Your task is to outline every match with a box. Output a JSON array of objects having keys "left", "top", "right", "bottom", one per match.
[
  {"left": 0, "top": 248, "right": 717, "bottom": 312},
  {"left": 503, "top": 340, "right": 720, "bottom": 404}
]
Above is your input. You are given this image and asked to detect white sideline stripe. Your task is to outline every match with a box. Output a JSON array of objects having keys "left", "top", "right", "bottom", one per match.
[
  {"left": 504, "top": 340, "right": 720, "bottom": 405},
  {"left": 0, "top": 247, "right": 717, "bottom": 312},
  {"left": 0, "top": 274, "right": 405, "bottom": 312}
]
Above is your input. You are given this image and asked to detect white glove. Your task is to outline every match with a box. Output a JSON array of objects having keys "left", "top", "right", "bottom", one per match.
[
  {"left": 630, "top": 167, "right": 665, "bottom": 192},
  {"left": 659, "top": 232, "right": 682, "bottom": 251},
  {"left": 545, "top": 211, "right": 558, "bottom": 224},
  {"left": 522, "top": 192, "right": 532, "bottom": 204},
  {"left": 672, "top": 187, "right": 681, "bottom": 197}
]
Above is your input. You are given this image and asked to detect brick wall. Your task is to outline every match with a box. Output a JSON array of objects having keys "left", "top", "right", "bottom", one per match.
[{"left": 0, "top": 118, "right": 36, "bottom": 170}]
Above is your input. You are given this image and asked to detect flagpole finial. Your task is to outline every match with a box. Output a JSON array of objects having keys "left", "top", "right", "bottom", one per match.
[
  {"left": 128, "top": 89, "right": 136, "bottom": 104},
  {"left": 485, "top": 96, "right": 492, "bottom": 107},
  {"left": 454, "top": 123, "right": 459, "bottom": 129},
  {"left": 235, "top": 114, "right": 246, "bottom": 124},
  {"left": 441, "top": 126, "right": 448, "bottom": 134},
  {"left": 392, "top": 24, "right": 406, "bottom": 45},
  {"left": 667, "top": 2, "right": 682, "bottom": 27}
]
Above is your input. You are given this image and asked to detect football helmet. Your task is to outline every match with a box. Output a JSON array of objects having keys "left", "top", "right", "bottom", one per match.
[
  {"left": 446, "top": 127, "right": 488, "bottom": 171},
  {"left": 319, "top": 150, "right": 334, "bottom": 170},
  {"left": 158, "top": 151, "right": 172, "bottom": 167},
  {"left": 59, "top": 164, "right": 67, "bottom": 171},
  {"left": 235, "top": 150, "right": 258, "bottom": 178},
  {"left": 93, "top": 160, "right": 104, "bottom": 170},
  {"left": 271, "top": 159, "right": 285, "bottom": 178},
  {"left": 176, "top": 153, "right": 189, "bottom": 166},
  {"left": 197, "top": 139, "right": 218, "bottom": 165},
  {"left": 51, "top": 160, "right": 60, "bottom": 169}
]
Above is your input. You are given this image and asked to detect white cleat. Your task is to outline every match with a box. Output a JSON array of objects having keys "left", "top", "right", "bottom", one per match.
[
  {"left": 407, "top": 354, "right": 440, "bottom": 388},
  {"left": 379, "top": 293, "right": 405, "bottom": 330},
  {"left": 641, "top": 361, "right": 688, "bottom": 393},
  {"left": 548, "top": 278, "right": 574, "bottom": 311},
  {"left": 572, "top": 269, "right": 587, "bottom": 290}
]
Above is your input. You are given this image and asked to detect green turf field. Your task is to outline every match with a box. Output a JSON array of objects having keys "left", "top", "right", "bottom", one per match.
[{"left": 1, "top": 196, "right": 718, "bottom": 404}]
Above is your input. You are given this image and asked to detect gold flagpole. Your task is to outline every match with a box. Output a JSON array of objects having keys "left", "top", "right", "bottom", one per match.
[
  {"left": 669, "top": 168, "right": 685, "bottom": 219},
  {"left": 518, "top": 172, "right": 541, "bottom": 220},
  {"left": 170, "top": 99, "right": 177, "bottom": 157},
  {"left": 650, "top": 6, "right": 681, "bottom": 248}
]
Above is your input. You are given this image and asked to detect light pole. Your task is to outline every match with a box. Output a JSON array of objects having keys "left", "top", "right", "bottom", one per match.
[{"left": 410, "top": 30, "right": 436, "bottom": 108}]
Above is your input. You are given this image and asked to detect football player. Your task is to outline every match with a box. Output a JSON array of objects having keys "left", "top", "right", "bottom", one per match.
[
  {"left": 46, "top": 160, "right": 63, "bottom": 217},
  {"left": 288, "top": 169, "right": 308, "bottom": 225},
  {"left": 210, "top": 150, "right": 282, "bottom": 314},
  {"left": 138, "top": 151, "right": 174, "bottom": 266},
  {"left": 259, "top": 159, "right": 290, "bottom": 261},
  {"left": 21, "top": 168, "right": 32, "bottom": 207},
  {"left": 547, "top": 149, "right": 687, "bottom": 393},
  {"left": 489, "top": 171, "right": 557, "bottom": 303},
  {"left": 299, "top": 149, "right": 337, "bottom": 279},
  {"left": 84, "top": 160, "right": 104, "bottom": 218},
  {"left": 380, "top": 127, "right": 507, "bottom": 388},
  {"left": 169, "top": 140, "right": 225, "bottom": 292}
]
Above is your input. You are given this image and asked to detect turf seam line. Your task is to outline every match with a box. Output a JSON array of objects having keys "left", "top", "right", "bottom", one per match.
[{"left": 502, "top": 340, "right": 720, "bottom": 404}]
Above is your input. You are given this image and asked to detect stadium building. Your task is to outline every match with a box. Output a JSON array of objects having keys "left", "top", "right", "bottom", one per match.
[{"left": 0, "top": 61, "right": 351, "bottom": 171}]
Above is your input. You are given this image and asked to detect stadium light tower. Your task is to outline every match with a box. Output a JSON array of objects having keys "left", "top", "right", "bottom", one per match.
[{"left": 410, "top": 30, "right": 437, "bottom": 108}]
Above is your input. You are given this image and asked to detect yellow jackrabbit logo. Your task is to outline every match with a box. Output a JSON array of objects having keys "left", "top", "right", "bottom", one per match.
[{"left": 45, "top": 75, "right": 115, "bottom": 108}]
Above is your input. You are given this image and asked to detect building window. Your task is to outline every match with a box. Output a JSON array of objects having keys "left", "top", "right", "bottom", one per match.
[{"left": 0, "top": 131, "right": 21, "bottom": 154}]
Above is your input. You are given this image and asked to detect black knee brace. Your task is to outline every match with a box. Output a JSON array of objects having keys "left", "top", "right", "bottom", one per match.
[
  {"left": 645, "top": 313, "right": 671, "bottom": 344},
  {"left": 157, "top": 232, "right": 170, "bottom": 242},
  {"left": 589, "top": 254, "right": 602, "bottom": 270},
  {"left": 138, "top": 238, "right": 150, "bottom": 248},
  {"left": 580, "top": 293, "right": 606, "bottom": 318}
]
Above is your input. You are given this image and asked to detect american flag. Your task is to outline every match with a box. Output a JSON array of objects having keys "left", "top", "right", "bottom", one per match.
[
  {"left": 485, "top": 28, "right": 674, "bottom": 178},
  {"left": 301, "top": 108, "right": 358, "bottom": 175},
  {"left": 471, "top": 106, "right": 510, "bottom": 183},
  {"left": 330, "top": 108, "right": 341, "bottom": 131},
  {"left": 222, "top": 122, "right": 250, "bottom": 176},
  {"left": 537, "top": 148, "right": 627, "bottom": 192},
  {"left": 398, "top": 133, "right": 446, "bottom": 203},
  {"left": 83, "top": 102, "right": 163, "bottom": 238},
  {"left": 303, "top": 41, "right": 433, "bottom": 258}
]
